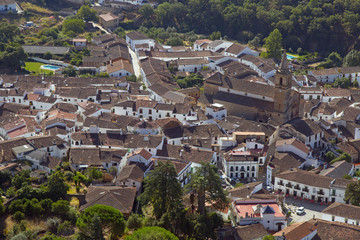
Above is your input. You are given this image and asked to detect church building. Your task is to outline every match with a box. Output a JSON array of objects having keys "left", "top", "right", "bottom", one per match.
[{"left": 201, "top": 50, "right": 299, "bottom": 125}]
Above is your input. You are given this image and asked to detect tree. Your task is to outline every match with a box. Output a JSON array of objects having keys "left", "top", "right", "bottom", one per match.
[
  {"left": 77, "top": 5, "right": 98, "bottom": 22},
  {"left": 139, "top": 161, "right": 183, "bottom": 219},
  {"left": 263, "top": 29, "right": 282, "bottom": 60},
  {"left": 344, "top": 50, "right": 360, "bottom": 67},
  {"left": 334, "top": 77, "right": 351, "bottom": 89},
  {"left": 263, "top": 235, "right": 276, "bottom": 240},
  {"left": 62, "top": 66, "right": 77, "bottom": 77},
  {"left": 125, "top": 227, "right": 178, "bottom": 240},
  {"left": 328, "top": 52, "right": 343, "bottom": 67},
  {"left": 139, "top": 4, "right": 155, "bottom": 25},
  {"left": 166, "top": 37, "right": 183, "bottom": 46},
  {"left": 343, "top": 174, "right": 352, "bottom": 180},
  {"left": 345, "top": 180, "right": 360, "bottom": 206},
  {"left": 210, "top": 31, "right": 221, "bottom": 40},
  {"left": 47, "top": 171, "right": 70, "bottom": 201},
  {"left": 330, "top": 153, "right": 352, "bottom": 164},
  {"left": 51, "top": 200, "right": 70, "bottom": 217},
  {"left": 248, "top": 36, "right": 261, "bottom": 50},
  {"left": 324, "top": 151, "right": 336, "bottom": 163},
  {"left": 62, "top": 19, "right": 85, "bottom": 35},
  {"left": 43, "top": 51, "right": 52, "bottom": 60},
  {"left": 127, "top": 214, "right": 143, "bottom": 230},
  {"left": 0, "top": 198, "right": 5, "bottom": 215},
  {"left": 76, "top": 204, "right": 125, "bottom": 238},
  {"left": 186, "top": 163, "right": 228, "bottom": 215}
]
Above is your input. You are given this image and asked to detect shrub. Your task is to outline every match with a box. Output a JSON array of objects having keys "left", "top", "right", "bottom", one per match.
[
  {"left": 13, "top": 211, "right": 25, "bottom": 222},
  {"left": 127, "top": 214, "right": 143, "bottom": 230}
]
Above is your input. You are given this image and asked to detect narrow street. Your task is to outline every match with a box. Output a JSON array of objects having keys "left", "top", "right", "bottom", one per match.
[
  {"left": 129, "top": 47, "right": 141, "bottom": 78},
  {"left": 90, "top": 22, "right": 110, "bottom": 34}
]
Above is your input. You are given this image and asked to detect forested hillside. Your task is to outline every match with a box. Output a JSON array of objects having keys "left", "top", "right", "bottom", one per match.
[{"left": 142, "top": 0, "right": 360, "bottom": 55}]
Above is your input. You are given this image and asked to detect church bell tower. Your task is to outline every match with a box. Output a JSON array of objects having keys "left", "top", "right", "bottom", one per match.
[{"left": 274, "top": 50, "right": 293, "bottom": 123}]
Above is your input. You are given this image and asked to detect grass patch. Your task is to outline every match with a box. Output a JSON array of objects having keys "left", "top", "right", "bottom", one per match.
[
  {"left": 24, "top": 62, "right": 53, "bottom": 75},
  {"left": 234, "top": 183, "right": 244, "bottom": 188},
  {"left": 21, "top": 2, "right": 53, "bottom": 15},
  {"left": 70, "top": 197, "right": 80, "bottom": 209}
]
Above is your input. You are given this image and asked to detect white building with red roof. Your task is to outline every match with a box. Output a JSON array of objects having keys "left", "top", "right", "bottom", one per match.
[{"left": 231, "top": 199, "right": 287, "bottom": 231}]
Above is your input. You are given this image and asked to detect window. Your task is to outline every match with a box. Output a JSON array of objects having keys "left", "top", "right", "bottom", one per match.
[
  {"left": 332, "top": 216, "right": 335, "bottom": 221},
  {"left": 230, "top": 166, "right": 234, "bottom": 171},
  {"left": 345, "top": 219, "right": 348, "bottom": 223},
  {"left": 247, "top": 166, "right": 249, "bottom": 171},
  {"left": 235, "top": 166, "right": 239, "bottom": 171}
]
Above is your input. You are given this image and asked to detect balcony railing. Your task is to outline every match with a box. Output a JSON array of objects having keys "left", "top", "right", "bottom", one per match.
[
  {"left": 278, "top": 182, "right": 284, "bottom": 186},
  {"left": 302, "top": 188, "right": 309, "bottom": 192},
  {"left": 294, "top": 185, "right": 300, "bottom": 190},
  {"left": 317, "top": 190, "right": 325, "bottom": 195},
  {"left": 285, "top": 183, "right": 293, "bottom": 188}
]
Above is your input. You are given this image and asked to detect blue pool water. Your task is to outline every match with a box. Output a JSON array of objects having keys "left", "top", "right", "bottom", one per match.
[
  {"left": 286, "top": 54, "right": 297, "bottom": 60},
  {"left": 42, "top": 65, "right": 61, "bottom": 70}
]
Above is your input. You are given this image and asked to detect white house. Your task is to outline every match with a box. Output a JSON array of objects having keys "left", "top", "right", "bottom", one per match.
[
  {"left": 231, "top": 199, "right": 287, "bottom": 232},
  {"left": 322, "top": 202, "right": 360, "bottom": 225},
  {"left": 274, "top": 168, "right": 352, "bottom": 204},
  {"left": 224, "top": 43, "right": 259, "bottom": 58},
  {"left": 205, "top": 103, "right": 227, "bottom": 120},
  {"left": 309, "top": 68, "right": 339, "bottom": 83},
  {"left": 107, "top": 59, "right": 134, "bottom": 77},
  {"left": 0, "top": 0, "right": 17, "bottom": 13},
  {"left": 126, "top": 31, "right": 155, "bottom": 51}
]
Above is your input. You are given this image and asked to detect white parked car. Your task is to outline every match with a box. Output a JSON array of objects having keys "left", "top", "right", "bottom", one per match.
[{"left": 296, "top": 207, "right": 305, "bottom": 215}]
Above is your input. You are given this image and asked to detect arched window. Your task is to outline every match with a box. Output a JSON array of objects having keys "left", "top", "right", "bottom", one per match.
[
  {"left": 279, "top": 77, "right": 283, "bottom": 85},
  {"left": 251, "top": 166, "right": 255, "bottom": 171},
  {"left": 230, "top": 166, "right": 234, "bottom": 171}
]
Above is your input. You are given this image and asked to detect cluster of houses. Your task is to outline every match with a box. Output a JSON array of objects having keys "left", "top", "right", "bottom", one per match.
[{"left": 3, "top": 20, "right": 360, "bottom": 238}]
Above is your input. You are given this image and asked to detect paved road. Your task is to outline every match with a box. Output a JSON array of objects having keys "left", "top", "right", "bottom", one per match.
[
  {"left": 90, "top": 22, "right": 110, "bottom": 34},
  {"left": 284, "top": 197, "right": 327, "bottom": 224},
  {"left": 129, "top": 47, "right": 141, "bottom": 78}
]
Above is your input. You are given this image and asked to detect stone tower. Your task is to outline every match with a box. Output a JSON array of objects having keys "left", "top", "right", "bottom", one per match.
[{"left": 273, "top": 50, "right": 293, "bottom": 123}]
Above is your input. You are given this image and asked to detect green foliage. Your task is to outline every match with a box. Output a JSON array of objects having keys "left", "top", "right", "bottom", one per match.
[
  {"left": 343, "top": 174, "right": 352, "bottom": 180},
  {"left": 76, "top": 204, "right": 126, "bottom": 238},
  {"left": 62, "top": 66, "right": 77, "bottom": 77},
  {"left": 126, "top": 75, "right": 137, "bottom": 82},
  {"left": 43, "top": 51, "right": 52, "bottom": 60},
  {"left": 248, "top": 36, "right": 261, "bottom": 50},
  {"left": 0, "top": 170, "right": 11, "bottom": 185},
  {"left": 166, "top": 37, "right": 183, "bottom": 46},
  {"left": 210, "top": 31, "right": 221, "bottom": 40},
  {"left": 126, "top": 214, "right": 143, "bottom": 230},
  {"left": 125, "top": 226, "right": 178, "bottom": 240},
  {"left": 345, "top": 180, "right": 360, "bottom": 206},
  {"left": 86, "top": 168, "right": 103, "bottom": 181},
  {"left": 330, "top": 153, "right": 352, "bottom": 164},
  {"left": 40, "top": 233, "right": 65, "bottom": 240},
  {"left": 344, "top": 50, "right": 360, "bottom": 67},
  {"left": 47, "top": 171, "right": 70, "bottom": 201},
  {"left": 57, "top": 220, "right": 72, "bottom": 235},
  {"left": 140, "top": 161, "right": 183, "bottom": 219},
  {"left": 263, "top": 235, "right": 276, "bottom": 240},
  {"left": 320, "top": 52, "right": 343, "bottom": 68},
  {"left": 186, "top": 163, "right": 228, "bottom": 215},
  {"left": 263, "top": 29, "right": 282, "bottom": 60},
  {"left": 324, "top": 151, "right": 336, "bottom": 163},
  {"left": 77, "top": 5, "right": 98, "bottom": 22},
  {"left": 0, "top": 199, "right": 5, "bottom": 215},
  {"left": 95, "top": 72, "right": 110, "bottom": 78},
  {"left": 12, "top": 170, "right": 31, "bottom": 189},
  {"left": 0, "top": 22, "right": 19, "bottom": 43},
  {"left": 176, "top": 73, "right": 204, "bottom": 89},
  {"left": 334, "top": 77, "right": 352, "bottom": 89},
  {"left": 13, "top": 211, "right": 25, "bottom": 222},
  {"left": 62, "top": 19, "right": 85, "bottom": 35},
  {"left": 51, "top": 200, "right": 70, "bottom": 217}
]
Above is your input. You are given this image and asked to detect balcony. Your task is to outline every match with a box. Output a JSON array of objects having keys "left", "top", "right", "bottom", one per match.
[
  {"left": 317, "top": 190, "right": 325, "bottom": 195},
  {"left": 286, "top": 183, "right": 293, "bottom": 188},
  {"left": 294, "top": 185, "right": 300, "bottom": 190},
  {"left": 278, "top": 182, "right": 284, "bottom": 186},
  {"left": 302, "top": 188, "right": 309, "bottom": 192},
  {"left": 330, "top": 192, "right": 336, "bottom": 196}
]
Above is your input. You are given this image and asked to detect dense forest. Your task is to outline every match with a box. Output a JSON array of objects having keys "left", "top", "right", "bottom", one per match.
[{"left": 140, "top": 0, "right": 360, "bottom": 56}]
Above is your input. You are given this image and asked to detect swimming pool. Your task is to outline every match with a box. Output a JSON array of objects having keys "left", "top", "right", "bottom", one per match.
[
  {"left": 41, "top": 65, "right": 62, "bottom": 71},
  {"left": 286, "top": 54, "right": 297, "bottom": 60}
]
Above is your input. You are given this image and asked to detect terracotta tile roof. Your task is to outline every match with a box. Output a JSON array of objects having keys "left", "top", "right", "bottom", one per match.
[
  {"left": 81, "top": 186, "right": 137, "bottom": 216},
  {"left": 116, "top": 163, "right": 146, "bottom": 183},
  {"left": 234, "top": 223, "right": 268, "bottom": 240},
  {"left": 311, "top": 68, "right": 338, "bottom": 76},
  {"left": 273, "top": 221, "right": 317, "bottom": 240},
  {"left": 308, "top": 218, "right": 360, "bottom": 240},
  {"left": 322, "top": 202, "right": 360, "bottom": 221},
  {"left": 324, "top": 88, "right": 351, "bottom": 97},
  {"left": 276, "top": 168, "right": 333, "bottom": 188},
  {"left": 276, "top": 138, "right": 310, "bottom": 155},
  {"left": 107, "top": 59, "right": 134, "bottom": 74}
]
